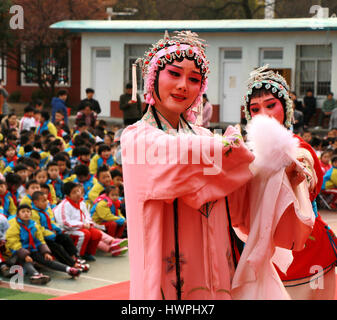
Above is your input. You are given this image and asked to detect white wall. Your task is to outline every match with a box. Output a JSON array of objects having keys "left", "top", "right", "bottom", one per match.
[{"left": 80, "top": 30, "right": 337, "bottom": 122}]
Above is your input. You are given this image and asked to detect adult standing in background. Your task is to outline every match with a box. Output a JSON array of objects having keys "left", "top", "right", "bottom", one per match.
[
  {"left": 119, "top": 83, "right": 142, "bottom": 126},
  {"left": 51, "top": 90, "right": 69, "bottom": 126},
  {"left": 0, "top": 79, "right": 9, "bottom": 116},
  {"left": 78, "top": 88, "right": 101, "bottom": 115},
  {"left": 303, "top": 89, "right": 316, "bottom": 128},
  {"left": 202, "top": 93, "right": 213, "bottom": 129}
]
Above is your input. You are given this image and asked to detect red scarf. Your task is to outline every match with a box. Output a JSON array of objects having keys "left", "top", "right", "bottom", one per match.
[
  {"left": 10, "top": 188, "right": 17, "bottom": 206},
  {"left": 0, "top": 191, "right": 8, "bottom": 208},
  {"left": 78, "top": 157, "right": 90, "bottom": 166},
  {"left": 66, "top": 197, "right": 86, "bottom": 222},
  {"left": 6, "top": 155, "right": 17, "bottom": 165},
  {"left": 35, "top": 207, "right": 53, "bottom": 230},
  {"left": 17, "top": 218, "right": 36, "bottom": 250}
]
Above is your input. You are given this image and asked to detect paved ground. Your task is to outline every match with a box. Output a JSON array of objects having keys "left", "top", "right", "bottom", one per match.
[
  {"left": 1, "top": 209, "right": 337, "bottom": 298},
  {"left": 0, "top": 250, "right": 130, "bottom": 297}
]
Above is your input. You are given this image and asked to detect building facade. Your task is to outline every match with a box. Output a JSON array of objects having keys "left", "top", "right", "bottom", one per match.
[{"left": 45, "top": 18, "right": 337, "bottom": 124}]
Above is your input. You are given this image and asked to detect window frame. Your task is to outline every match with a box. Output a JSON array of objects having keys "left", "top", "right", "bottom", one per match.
[
  {"left": 296, "top": 44, "right": 332, "bottom": 97},
  {"left": 20, "top": 46, "right": 72, "bottom": 87}
]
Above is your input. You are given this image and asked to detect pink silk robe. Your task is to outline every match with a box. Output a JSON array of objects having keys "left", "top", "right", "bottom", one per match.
[{"left": 121, "top": 117, "right": 255, "bottom": 300}]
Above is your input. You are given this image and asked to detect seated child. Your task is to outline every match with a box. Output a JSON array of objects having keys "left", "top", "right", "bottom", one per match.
[
  {"left": 14, "top": 164, "right": 29, "bottom": 201},
  {"left": 89, "top": 144, "right": 114, "bottom": 175},
  {"left": 34, "top": 169, "right": 57, "bottom": 208},
  {"left": 88, "top": 165, "right": 113, "bottom": 207},
  {"left": 5, "top": 204, "right": 81, "bottom": 285},
  {"left": 31, "top": 191, "right": 89, "bottom": 272},
  {"left": 19, "top": 179, "right": 41, "bottom": 207},
  {"left": 0, "top": 202, "right": 11, "bottom": 277},
  {"left": 0, "top": 180, "right": 17, "bottom": 219},
  {"left": 47, "top": 161, "right": 64, "bottom": 201},
  {"left": 35, "top": 111, "right": 58, "bottom": 137},
  {"left": 54, "top": 182, "right": 102, "bottom": 262},
  {"left": 320, "top": 150, "right": 332, "bottom": 175},
  {"left": 0, "top": 145, "right": 18, "bottom": 175},
  {"left": 66, "top": 165, "right": 97, "bottom": 206},
  {"left": 72, "top": 146, "right": 91, "bottom": 169},
  {"left": 322, "top": 155, "right": 337, "bottom": 190},
  {"left": 5, "top": 173, "right": 22, "bottom": 208},
  {"left": 54, "top": 153, "right": 71, "bottom": 180},
  {"left": 91, "top": 185, "right": 126, "bottom": 239}
]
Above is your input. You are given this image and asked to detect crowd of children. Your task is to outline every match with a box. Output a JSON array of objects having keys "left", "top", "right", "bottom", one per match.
[
  {"left": 0, "top": 100, "right": 127, "bottom": 285},
  {"left": 298, "top": 127, "right": 337, "bottom": 208}
]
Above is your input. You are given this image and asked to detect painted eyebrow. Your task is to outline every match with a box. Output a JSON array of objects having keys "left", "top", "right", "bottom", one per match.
[
  {"left": 250, "top": 98, "right": 276, "bottom": 106},
  {"left": 169, "top": 64, "right": 201, "bottom": 76}
]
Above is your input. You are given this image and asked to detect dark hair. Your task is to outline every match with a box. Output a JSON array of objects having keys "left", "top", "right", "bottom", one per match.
[
  {"left": 126, "top": 83, "right": 132, "bottom": 89},
  {"left": 98, "top": 144, "right": 110, "bottom": 155},
  {"left": 77, "top": 121, "right": 88, "bottom": 128},
  {"left": 24, "top": 105, "right": 34, "bottom": 113},
  {"left": 310, "top": 137, "right": 321, "bottom": 148},
  {"left": 26, "top": 179, "right": 39, "bottom": 190},
  {"left": 331, "top": 156, "right": 337, "bottom": 164},
  {"left": 41, "top": 111, "right": 50, "bottom": 121},
  {"left": 20, "top": 157, "right": 37, "bottom": 169},
  {"left": 57, "top": 89, "right": 68, "bottom": 97},
  {"left": 63, "top": 181, "right": 79, "bottom": 196},
  {"left": 40, "top": 183, "right": 50, "bottom": 191},
  {"left": 0, "top": 179, "right": 6, "bottom": 186},
  {"left": 53, "top": 153, "right": 67, "bottom": 163},
  {"left": 13, "top": 164, "right": 28, "bottom": 173},
  {"left": 32, "top": 191, "right": 45, "bottom": 202},
  {"left": 24, "top": 145, "right": 33, "bottom": 153},
  {"left": 6, "top": 134, "right": 17, "bottom": 142},
  {"left": 77, "top": 146, "right": 90, "bottom": 156},
  {"left": 110, "top": 169, "right": 122, "bottom": 179},
  {"left": 47, "top": 161, "right": 59, "bottom": 169},
  {"left": 74, "top": 164, "right": 89, "bottom": 177},
  {"left": 29, "top": 151, "right": 41, "bottom": 160},
  {"left": 97, "top": 164, "right": 110, "bottom": 179},
  {"left": 105, "top": 185, "right": 118, "bottom": 195},
  {"left": 86, "top": 88, "right": 94, "bottom": 94},
  {"left": 5, "top": 172, "right": 22, "bottom": 187},
  {"left": 17, "top": 204, "right": 31, "bottom": 214},
  {"left": 81, "top": 102, "right": 92, "bottom": 110},
  {"left": 247, "top": 86, "right": 287, "bottom": 125},
  {"left": 20, "top": 134, "right": 30, "bottom": 145},
  {"left": 34, "top": 99, "right": 43, "bottom": 106}
]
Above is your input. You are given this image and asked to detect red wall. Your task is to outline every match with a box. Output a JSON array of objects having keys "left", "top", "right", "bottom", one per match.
[{"left": 3, "top": 37, "right": 81, "bottom": 107}]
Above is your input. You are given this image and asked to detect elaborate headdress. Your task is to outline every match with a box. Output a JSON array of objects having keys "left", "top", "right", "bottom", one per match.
[
  {"left": 242, "top": 65, "right": 293, "bottom": 128},
  {"left": 132, "top": 30, "right": 210, "bottom": 124}
]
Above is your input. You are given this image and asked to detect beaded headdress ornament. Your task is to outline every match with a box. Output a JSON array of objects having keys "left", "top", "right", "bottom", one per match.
[
  {"left": 132, "top": 30, "right": 210, "bottom": 125},
  {"left": 243, "top": 65, "right": 293, "bottom": 128}
]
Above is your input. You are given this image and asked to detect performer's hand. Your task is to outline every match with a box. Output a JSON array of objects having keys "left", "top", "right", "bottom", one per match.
[{"left": 285, "top": 161, "right": 306, "bottom": 187}]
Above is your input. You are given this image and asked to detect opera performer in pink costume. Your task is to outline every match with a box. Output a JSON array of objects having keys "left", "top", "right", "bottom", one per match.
[
  {"left": 121, "top": 32, "right": 313, "bottom": 300},
  {"left": 237, "top": 65, "right": 337, "bottom": 300}
]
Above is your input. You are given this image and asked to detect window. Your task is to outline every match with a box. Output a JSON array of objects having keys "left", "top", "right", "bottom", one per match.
[
  {"left": 0, "top": 52, "right": 6, "bottom": 84},
  {"left": 296, "top": 44, "right": 332, "bottom": 96},
  {"left": 224, "top": 49, "right": 242, "bottom": 60},
  {"left": 259, "top": 48, "right": 283, "bottom": 67},
  {"left": 124, "top": 44, "right": 152, "bottom": 92},
  {"left": 21, "top": 46, "right": 70, "bottom": 86}
]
